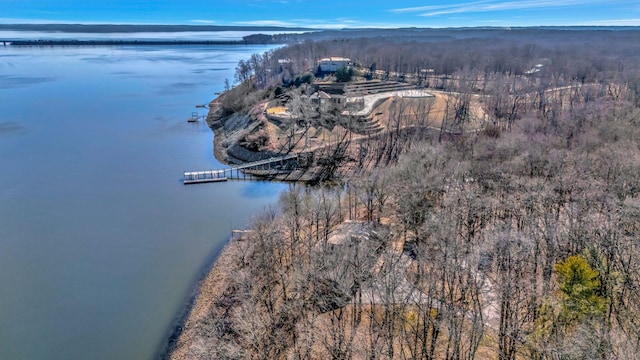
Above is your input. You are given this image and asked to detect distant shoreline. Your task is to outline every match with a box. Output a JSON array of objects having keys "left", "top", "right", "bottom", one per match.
[
  {"left": 2, "top": 39, "right": 280, "bottom": 46},
  {"left": 0, "top": 23, "right": 313, "bottom": 33}
]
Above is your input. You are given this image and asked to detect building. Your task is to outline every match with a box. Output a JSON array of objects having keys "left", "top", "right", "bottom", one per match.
[
  {"left": 310, "top": 91, "right": 345, "bottom": 111},
  {"left": 318, "top": 57, "right": 352, "bottom": 73}
]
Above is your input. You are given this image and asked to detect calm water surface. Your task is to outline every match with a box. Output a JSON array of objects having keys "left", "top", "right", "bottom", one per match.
[{"left": 0, "top": 43, "right": 286, "bottom": 359}]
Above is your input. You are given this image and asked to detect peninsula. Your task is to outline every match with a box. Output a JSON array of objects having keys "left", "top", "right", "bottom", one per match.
[{"left": 169, "top": 28, "right": 640, "bottom": 359}]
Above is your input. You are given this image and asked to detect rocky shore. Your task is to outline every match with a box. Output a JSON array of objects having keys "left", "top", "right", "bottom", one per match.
[
  {"left": 206, "top": 96, "right": 280, "bottom": 165},
  {"left": 206, "top": 95, "right": 321, "bottom": 182}
]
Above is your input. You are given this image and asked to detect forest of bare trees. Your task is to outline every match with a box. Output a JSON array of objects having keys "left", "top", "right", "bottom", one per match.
[
  {"left": 174, "top": 29, "right": 640, "bottom": 359},
  {"left": 236, "top": 29, "right": 640, "bottom": 95}
]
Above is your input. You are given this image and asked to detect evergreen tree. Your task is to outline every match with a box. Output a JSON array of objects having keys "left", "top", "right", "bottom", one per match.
[{"left": 554, "top": 255, "right": 607, "bottom": 324}]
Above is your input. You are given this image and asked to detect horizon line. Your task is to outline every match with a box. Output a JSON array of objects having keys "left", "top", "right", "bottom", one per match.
[{"left": 1, "top": 23, "right": 640, "bottom": 31}]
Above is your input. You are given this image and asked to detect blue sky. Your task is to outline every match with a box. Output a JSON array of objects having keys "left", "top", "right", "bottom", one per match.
[{"left": 1, "top": 0, "right": 640, "bottom": 28}]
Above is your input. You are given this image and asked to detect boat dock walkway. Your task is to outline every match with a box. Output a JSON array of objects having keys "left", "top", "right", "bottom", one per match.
[{"left": 183, "top": 154, "right": 299, "bottom": 185}]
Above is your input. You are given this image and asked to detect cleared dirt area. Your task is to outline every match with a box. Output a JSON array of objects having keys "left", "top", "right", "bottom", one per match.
[{"left": 262, "top": 91, "right": 486, "bottom": 155}]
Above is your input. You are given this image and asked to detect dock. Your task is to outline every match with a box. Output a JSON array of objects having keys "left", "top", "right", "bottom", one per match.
[
  {"left": 183, "top": 154, "right": 300, "bottom": 185},
  {"left": 183, "top": 170, "right": 228, "bottom": 184},
  {"left": 188, "top": 112, "right": 202, "bottom": 123}
]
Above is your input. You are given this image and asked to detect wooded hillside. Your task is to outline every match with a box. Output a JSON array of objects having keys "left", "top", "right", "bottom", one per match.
[{"left": 172, "top": 28, "right": 640, "bottom": 360}]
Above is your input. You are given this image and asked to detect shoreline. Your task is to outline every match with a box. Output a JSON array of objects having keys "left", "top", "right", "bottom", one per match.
[
  {"left": 4, "top": 39, "right": 281, "bottom": 46},
  {"left": 160, "top": 95, "right": 270, "bottom": 359},
  {"left": 161, "top": 87, "right": 333, "bottom": 357},
  {"left": 161, "top": 238, "right": 243, "bottom": 359},
  {"left": 157, "top": 239, "right": 230, "bottom": 360},
  {"left": 159, "top": 96, "right": 230, "bottom": 360}
]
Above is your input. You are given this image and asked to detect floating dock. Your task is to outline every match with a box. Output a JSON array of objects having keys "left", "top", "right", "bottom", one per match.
[
  {"left": 188, "top": 112, "right": 199, "bottom": 122},
  {"left": 183, "top": 170, "right": 228, "bottom": 184}
]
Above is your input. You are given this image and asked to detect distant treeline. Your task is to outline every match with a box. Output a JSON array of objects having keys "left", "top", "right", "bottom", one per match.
[
  {"left": 3, "top": 34, "right": 293, "bottom": 46},
  {"left": 0, "top": 23, "right": 312, "bottom": 33},
  {"left": 232, "top": 28, "right": 640, "bottom": 94},
  {"left": 5, "top": 39, "right": 244, "bottom": 46},
  {"left": 271, "top": 26, "right": 640, "bottom": 43},
  {"left": 5, "top": 25, "right": 640, "bottom": 49}
]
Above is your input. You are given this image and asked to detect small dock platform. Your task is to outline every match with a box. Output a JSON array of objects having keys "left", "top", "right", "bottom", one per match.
[
  {"left": 188, "top": 112, "right": 200, "bottom": 122},
  {"left": 183, "top": 170, "right": 228, "bottom": 184}
]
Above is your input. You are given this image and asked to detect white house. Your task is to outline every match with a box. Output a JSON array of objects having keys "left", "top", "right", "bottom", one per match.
[{"left": 318, "top": 57, "right": 352, "bottom": 72}]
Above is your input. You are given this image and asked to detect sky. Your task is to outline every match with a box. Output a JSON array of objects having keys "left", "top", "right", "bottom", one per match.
[{"left": 1, "top": 0, "right": 640, "bottom": 28}]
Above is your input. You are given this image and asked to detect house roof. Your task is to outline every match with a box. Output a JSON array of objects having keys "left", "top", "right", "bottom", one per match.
[
  {"left": 310, "top": 91, "right": 332, "bottom": 99},
  {"left": 319, "top": 57, "right": 351, "bottom": 63}
]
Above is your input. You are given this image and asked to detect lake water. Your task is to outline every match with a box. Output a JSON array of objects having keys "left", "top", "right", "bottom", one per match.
[{"left": 0, "top": 41, "right": 286, "bottom": 359}]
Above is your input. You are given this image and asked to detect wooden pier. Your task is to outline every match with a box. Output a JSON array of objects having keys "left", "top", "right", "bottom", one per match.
[{"left": 183, "top": 154, "right": 300, "bottom": 185}]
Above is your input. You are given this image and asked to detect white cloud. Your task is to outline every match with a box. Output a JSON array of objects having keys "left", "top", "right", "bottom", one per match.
[
  {"left": 233, "top": 18, "right": 363, "bottom": 29},
  {"left": 309, "top": 23, "right": 356, "bottom": 29},
  {"left": 234, "top": 20, "right": 298, "bottom": 27},
  {"left": 390, "top": 0, "right": 624, "bottom": 17},
  {"left": 391, "top": 1, "right": 491, "bottom": 14},
  {"left": 189, "top": 19, "right": 216, "bottom": 24}
]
